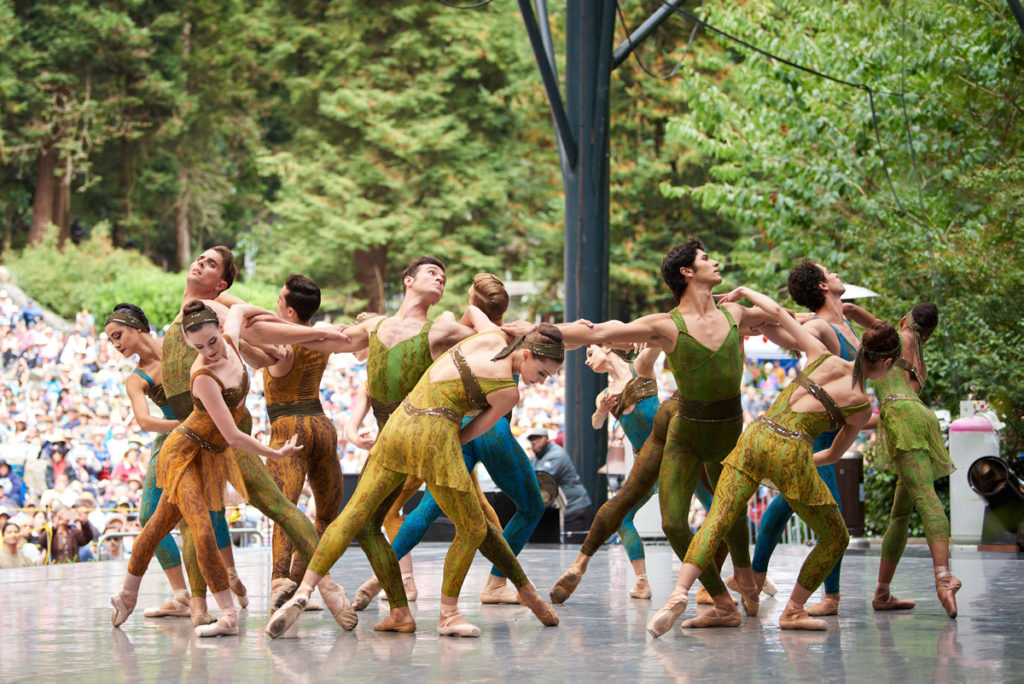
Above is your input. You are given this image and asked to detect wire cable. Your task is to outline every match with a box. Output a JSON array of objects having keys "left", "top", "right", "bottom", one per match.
[
  {"left": 436, "top": 0, "right": 497, "bottom": 8},
  {"left": 615, "top": 0, "right": 703, "bottom": 80}
]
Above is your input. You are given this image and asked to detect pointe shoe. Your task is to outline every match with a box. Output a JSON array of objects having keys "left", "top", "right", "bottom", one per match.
[
  {"left": 304, "top": 600, "right": 324, "bottom": 611},
  {"left": 195, "top": 614, "right": 238, "bottom": 638},
  {"left": 229, "top": 577, "right": 249, "bottom": 609},
  {"left": 647, "top": 589, "right": 688, "bottom": 638},
  {"left": 320, "top": 584, "right": 358, "bottom": 631},
  {"left": 270, "top": 578, "right": 298, "bottom": 612},
  {"left": 265, "top": 595, "right": 307, "bottom": 639},
  {"left": 730, "top": 578, "right": 759, "bottom": 617},
  {"left": 779, "top": 605, "right": 827, "bottom": 631},
  {"left": 681, "top": 606, "right": 743, "bottom": 628},
  {"left": 806, "top": 593, "right": 840, "bottom": 617},
  {"left": 110, "top": 591, "right": 137, "bottom": 628},
  {"left": 438, "top": 612, "right": 481, "bottom": 638},
  {"left": 695, "top": 586, "right": 736, "bottom": 606},
  {"left": 190, "top": 597, "right": 215, "bottom": 627},
  {"left": 403, "top": 575, "right": 418, "bottom": 602},
  {"left": 353, "top": 576, "right": 381, "bottom": 611},
  {"left": 518, "top": 585, "right": 559, "bottom": 626},
  {"left": 630, "top": 576, "right": 652, "bottom": 600},
  {"left": 872, "top": 590, "right": 916, "bottom": 611},
  {"left": 481, "top": 584, "right": 522, "bottom": 605},
  {"left": 936, "top": 574, "right": 962, "bottom": 619},
  {"left": 143, "top": 594, "right": 191, "bottom": 618},
  {"left": 549, "top": 567, "right": 582, "bottom": 604},
  {"left": 373, "top": 614, "right": 417, "bottom": 633},
  {"left": 762, "top": 578, "right": 779, "bottom": 597}
]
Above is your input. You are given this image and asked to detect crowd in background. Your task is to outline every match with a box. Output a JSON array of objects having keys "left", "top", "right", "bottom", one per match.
[{"left": 0, "top": 290, "right": 850, "bottom": 568}]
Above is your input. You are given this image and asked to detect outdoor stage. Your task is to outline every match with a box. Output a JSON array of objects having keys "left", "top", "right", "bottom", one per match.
[{"left": 3, "top": 542, "right": 1019, "bottom": 682}]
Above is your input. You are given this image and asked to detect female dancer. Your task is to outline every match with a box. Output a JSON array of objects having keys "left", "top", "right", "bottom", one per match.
[
  {"left": 846, "top": 302, "right": 960, "bottom": 617},
  {"left": 105, "top": 303, "right": 241, "bottom": 625},
  {"left": 647, "top": 287, "right": 899, "bottom": 636},
  {"left": 355, "top": 274, "right": 545, "bottom": 607},
  {"left": 267, "top": 311, "right": 561, "bottom": 639},
  {"left": 110, "top": 301, "right": 311, "bottom": 637}
]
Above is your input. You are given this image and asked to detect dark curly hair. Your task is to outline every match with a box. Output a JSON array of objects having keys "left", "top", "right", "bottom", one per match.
[
  {"left": 787, "top": 259, "right": 827, "bottom": 312},
  {"left": 660, "top": 238, "right": 704, "bottom": 300}
]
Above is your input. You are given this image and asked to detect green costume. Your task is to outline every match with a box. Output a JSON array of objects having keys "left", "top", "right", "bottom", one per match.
[
  {"left": 874, "top": 358, "right": 953, "bottom": 563},
  {"left": 659, "top": 306, "right": 747, "bottom": 596},
  {"left": 687, "top": 354, "right": 860, "bottom": 591}
]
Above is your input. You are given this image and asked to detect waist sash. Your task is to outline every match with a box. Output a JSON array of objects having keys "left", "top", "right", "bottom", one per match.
[
  {"left": 267, "top": 398, "right": 325, "bottom": 423},
  {"left": 673, "top": 393, "right": 742, "bottom": 423},
  {"left": 167, "top": 392, "right": 195, "bottom": 423}
]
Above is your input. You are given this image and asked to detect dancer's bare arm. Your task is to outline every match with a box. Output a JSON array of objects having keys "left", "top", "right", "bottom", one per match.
[
  {"left": 591, "top": 390, "right": 619, "bottom": 430},
  {"left": 842, "top": 303, "right": 879, "bottom": 329},
  {"left": 345, "top": 386, "right": 376, "bottom": 450},
  {"left": 460, "top": 386, "right": 519, "bottom": 444},
  {"left": 124, "top": 373, "right": 178, "bottom": 433},
  {"left": 557, "top": 314, "right": 677, "bottom": 351},
  {"left": 813, "top": 407, "right": 871, "bottom": 466},
  {"left": 632, "top": 346, "right": 661, "bottom": 380},
  {"left": 191, "top": 375, "right": 302, "bottom": 460},
  {"left": 429, "top": 311, "right": 480, "bottom": 358},
  {"left": 720, "top": 287, "right": 828, "bottom": 358}
]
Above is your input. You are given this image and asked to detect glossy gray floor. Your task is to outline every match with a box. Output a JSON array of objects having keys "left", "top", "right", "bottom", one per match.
[{"left": 2, "top": 542, "right": 1020, "bottom": 682}]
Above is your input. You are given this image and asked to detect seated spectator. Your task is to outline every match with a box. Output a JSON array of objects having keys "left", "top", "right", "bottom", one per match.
[
  {"left": 38, "top": 505, "right": 94, "bottom": 564},
  {"left": 111, "top": 443, "right": 144, "bottom": 483},
  {"left": 0, "top": 459, "right": 24, "bottom": 507},
  {"left": 527, "top": 427, "right": 594, "bottom": 533},
  {"left": 40, "top": 472, "right": 82, "bottom": 509},
  {"left": 0, "top": 522, "right": 35, "bottom": 569},
  {"left": 43, "top": 432, "right": 76, "bottom": 490}
]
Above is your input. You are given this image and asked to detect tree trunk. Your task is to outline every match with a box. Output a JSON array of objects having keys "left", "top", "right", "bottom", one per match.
[
  {"left": 28, "top": 145, "right": 57, "bottom": 246},
  {"left": 354, "top": 244, "right": 388, "bottom": 313},
  {"left": 175, "top": 168, "right": 191, "bottom": 270},
  {"left": 52, "top": 151, "right": 72, "bottom": 245}
]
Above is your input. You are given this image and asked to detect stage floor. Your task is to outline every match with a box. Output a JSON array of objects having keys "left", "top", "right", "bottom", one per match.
[{"left": 2, "top": 542, "right": 1020, "bottom": 682}]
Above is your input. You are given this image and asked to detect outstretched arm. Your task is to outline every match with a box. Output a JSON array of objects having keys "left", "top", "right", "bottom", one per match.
[
  {"left": 843, "top": 302, "right": 879, "bottom": 329},
  {"left": 813, "top": 407, "right": 871, "bottom": 466},
  {"left": 429, "top": 310, "right": 482, "bottom": 358},
  {"left": 556, "top": 314, "right": 675, "bottom": 352},
  {"left": 721, "top": 287, "right": 828, "bottom": 358}
]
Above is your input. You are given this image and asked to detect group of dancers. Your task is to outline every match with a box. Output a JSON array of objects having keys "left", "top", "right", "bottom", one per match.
[{"left": 104, "top": 238, "right": 959, "bottom": 641}]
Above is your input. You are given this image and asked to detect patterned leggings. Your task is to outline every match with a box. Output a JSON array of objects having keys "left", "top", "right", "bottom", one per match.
[
  {"left": 129, "top": 464, "right": 230, "bottom": 594},
  {"left": 881, "top": 449, "right": 951, "bottom": 563},
  {"left": 390, "top": 417, "right": 544, "bottom": 578},
  {"left": 688, "top": 464, "right": 849, "bottom": 592},
  {"left": 266, "top": 414, "right": 343, "bottom": 584},
  {"left": 309, "top": 456, "right": 528, "bottom": 598},
  {"left": 139, "top": 447, "right": 231, "bottom": 598}
]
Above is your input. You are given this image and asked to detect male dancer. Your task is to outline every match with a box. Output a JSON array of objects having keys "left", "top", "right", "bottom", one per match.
[
  {"left": 745, "top": 260, "right": 860, "bottom": 616},
  {"left": 550, "top": 239, "right": 782, "bottom": 627},
  {"left": 161, "top": 246, "right": 354, "bottom": 628}
]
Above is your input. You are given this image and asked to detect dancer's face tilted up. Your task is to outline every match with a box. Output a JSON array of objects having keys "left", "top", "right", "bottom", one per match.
[
  {"left": 404, "top": 263, "right": 446, "bottom": 305},
  {"left": 184, "top": 322, "right": 225, "bottom": 362},
  {"left": 685, "top": 249, "right": 722, "bottom": 287},
  {"left": 816, "top": 263, "right": 846, "bottom": 298},
  {"left": 187, "top": 249, "right": 229, "bottom": 293}
]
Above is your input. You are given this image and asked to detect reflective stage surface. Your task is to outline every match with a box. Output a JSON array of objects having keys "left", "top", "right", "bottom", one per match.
[{"left": 2, "top": 543, "right": 1019, "bottom": 682}]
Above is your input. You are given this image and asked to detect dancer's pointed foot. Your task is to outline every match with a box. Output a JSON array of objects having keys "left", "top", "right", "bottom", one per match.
[
  {"left": 438, "top": 609, "right": 481, "bottom": 638},
  {"left": 266, "top": 595, "right": 307, "bottom": 639},
  {"left": 320, "top": 583, "right": 358, "bottom": 631},
  {"left": 110, "top": 591, "right": 137, "bottom": 628},
  {"left": 481, "top": 576, "right": 521, "bottom": 605},
  {"left": 403, "top": 574, "right": 418, "bottom": 602},
  {"left": 373, "top": 613, "right": 417, "bottom": 633},
  {"left": 630, "top": 574, "right": 652, "bottom": 600},
  {"left": 549, "top": 566, "right": 582, "bottom": 604},
  {"left": 779, "top": 603, "right": 827, "bottom": 631},
  {"left": 270, "top": 578, "right": 298, "bottom": 612},
  {"left": 195, "top": 610, "right": 238, "bottom": 638},
  {"left": 353, "top": 575, "right": 381, "bottom": 611},
  {"left": 228, "top": 574, "right": 248, "bottom": 609},
  {"left": 190, "top": 597, "right": 215, "bottom": 626},
  {"left": 143, "top": 594, "right": 190, "bottom": 618},
  {"left": 728, "top": 573, "right": 775, "bottom": 598},
  {"left": 762, "top": 577, "right": 779, "bottom": 597},
  {"left": 733, "top": 577, "right": 760, "bottom": 617},
  {"left": 806, "top": 593, "right": 840, "bottom": 617},
  {"left": 936, "top": 573, "right": 962, "bottom": 619},
  {"left": 647, "top": 587, "right": 688, "bottom": 638},
  {"left": 518, "top": 584, "right": 559, "bottom": 626},
  {"left": 681, "top": 605, "right": 742, "bottom": 629},
  {"left": 872, "top": 588, "right": 916, "bottom": 611},
  {"left": 695, "top": 585, "right": 735, "bottom": 606}
]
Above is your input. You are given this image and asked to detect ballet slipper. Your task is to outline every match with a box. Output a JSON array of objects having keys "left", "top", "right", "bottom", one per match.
[
  {"left": 695, "top": 585, "right": 713, "bottom": 605},
  {"left": 872, "top": 589, "right": 916, "bottom": 611},
  {"left": 373, "top": 613, "right": 417, "bottom": 633},
  {"left": 517, "top": 584, "right": 559, "bottom": 626},
  {"left": 319, "top": 583, "right": 358, "bottom": 631},
  {"left": 936, "top": 573, "right": 962, "bottom": 619},
  {"left": 227, "top": 569, "right": 248, "bottom": 609},
  {"left": 630, "top": 574, "right": 652, "bottom": 600},
  {"left": 143, "top": 594, "right": 191, "bottom": 618},
  {"left": 270, "top": 578, "right": 298, "bottom": 612},
  {"left": 549, "top": 566, "right": 582, "bottom": 604},
  {"left": 762, "top": 578, "right": 779, "bottom": 597},
  {"left": 353, "top": 575, "right": 381, "bottom": 611},
  {"left": 110, "top": 591, "right": 138, "bottom": 628},
  {"left": 304, "top": 600, "right": 324, "bottom": 611},
  {"left": 680, "top": 605, "right": 742, "bottom": 629},
  {"left": 732, "top": 577, "right": 760, "bottom": 617},
  {"left": 779, "top": 604, "right": 827, "bottom": 631},
  {"left": 646, "top": 588, "right": 689, "bottom": 638},
  {"left": 266, "top": 595, "right": 308, "bottom": 639},
  {"left": 403, "top": 574, "right": 418, "bottom": 602},
  {"left": 481, "top": 576, "right": 521, "bottom": 604},
  {"left": 805, "top": 593, "right": 840, "bottom": 617},
  {"left": 437, "top": 608, "right": 481, "bottom": 638},
  {"left": 190, "top": 597, "right": 215, "bottom": 626},
  {"left": 195, "top": 609, "right": 238, "bottom": 638}
]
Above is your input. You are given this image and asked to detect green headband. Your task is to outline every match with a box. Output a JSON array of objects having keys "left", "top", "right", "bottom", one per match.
[
  {"left": 105, "top": 311, "right": 148, "bottom": 333},
  {"left": 491, "top": 335, "right": 565, "bottom": 363},
  {"left": 182, "top": 308, "right": 219, "bottom": 331}
]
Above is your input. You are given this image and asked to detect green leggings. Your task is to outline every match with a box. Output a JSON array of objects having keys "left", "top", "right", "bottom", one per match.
[
  {"left": 686, "top": 464, "right": 849, "bottom": 592},
  {"left": 881, "top": 449, "right": 951, "bottom": 564},
  {"left": 309, "top": 456, "right": 528, "bottom": 599}
]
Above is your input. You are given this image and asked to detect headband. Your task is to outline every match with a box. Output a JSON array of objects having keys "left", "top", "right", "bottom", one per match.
[
  {"left": 491, "top": 335, "right": 565, "bottom": 363},
  {"left": 182, "top": 308, "right": 219, "bottom": 331},
  {"left": 851, "top": 336, "right": 902, "bottom": 389},
  {"left": 105, "top": 311, "right": 148, "bottom": 333}
]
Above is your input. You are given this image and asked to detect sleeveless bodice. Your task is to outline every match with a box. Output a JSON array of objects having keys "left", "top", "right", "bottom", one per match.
[
  {"left": 366, "top": 317, "right": 435, "bottom": 427},
  {"left": 133, "top": 368, "right": 175, "bottom": 420},
  {"left": 161, "top": 312, "right": 198, "bottom": 421},
  {"left": 762, "top": 354, "right": 868, "bottom": 439},
  {"left": 665, "top": 306, "right": 742, "bottom": 402},
  {"left": 263, "top": 344, "right": 328, "bottom": 422}
]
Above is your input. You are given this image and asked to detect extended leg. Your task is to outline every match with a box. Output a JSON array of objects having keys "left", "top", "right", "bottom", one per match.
[{"left": 781, "top": 500, "right": 848, "bottom": 630}]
